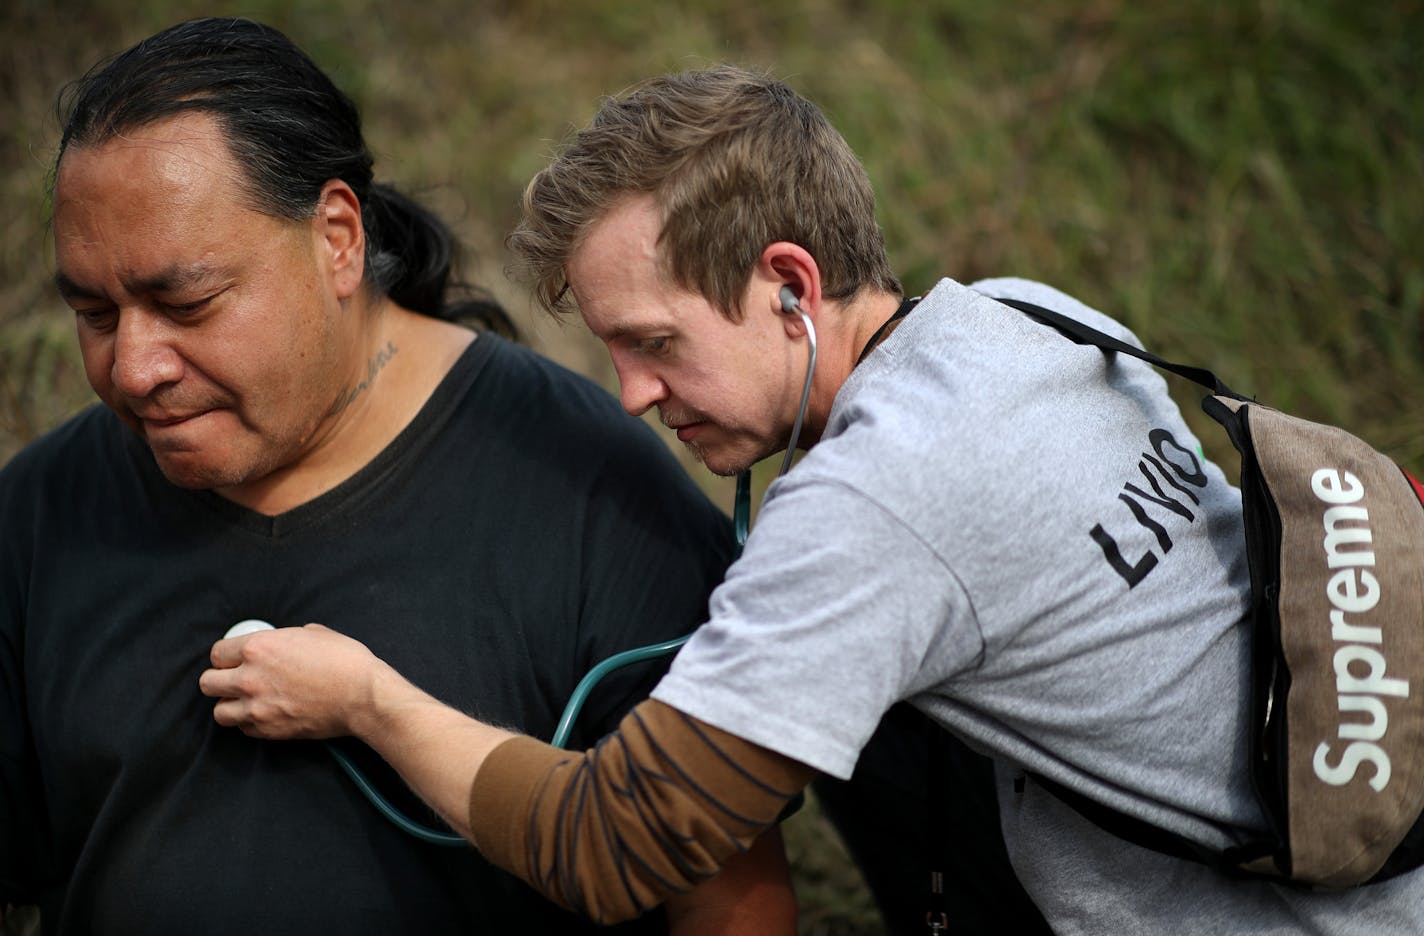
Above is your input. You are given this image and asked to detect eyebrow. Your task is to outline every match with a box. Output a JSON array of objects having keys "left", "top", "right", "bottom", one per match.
[
  {"left": 54, "top": 263, "right": 225, "bottom": 301},
  {"left": 599, "top": 320, "right": 672, "bottom": 344},
  {"left": 53, "top": 270, "right": 92, "bottom": 301},
  {"left": 601, "top": 322, "right": 639, "bottom": 341}
]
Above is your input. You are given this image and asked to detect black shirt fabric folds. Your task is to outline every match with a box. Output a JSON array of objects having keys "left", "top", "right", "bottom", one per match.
[{"left": 0, "top": 334, "right": 735, "bottom": 935}]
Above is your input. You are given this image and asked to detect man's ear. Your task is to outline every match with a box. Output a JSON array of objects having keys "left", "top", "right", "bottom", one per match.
[
  {"left": 316, "top": 179, "right": 365, "bottom": 300},
  {"left": 759, "top": 241, "right": 820, "bottom": 339}
]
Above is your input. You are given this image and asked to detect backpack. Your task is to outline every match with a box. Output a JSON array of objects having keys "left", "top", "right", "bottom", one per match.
[{"left": 998, "top": 297, "right": 1424, "bottom": 888}]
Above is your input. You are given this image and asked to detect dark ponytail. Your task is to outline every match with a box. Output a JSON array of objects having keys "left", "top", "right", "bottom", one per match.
[
  {"left": 363, "top": 184, "right": 514, "bottom": 335},
  {"left": 56, "top": 17, "right": 515, "bottom": 337}
]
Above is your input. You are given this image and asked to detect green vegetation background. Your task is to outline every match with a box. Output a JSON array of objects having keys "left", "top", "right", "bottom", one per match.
[{"left": 1, "top": 2, "right": 1420, "bottom": 932}]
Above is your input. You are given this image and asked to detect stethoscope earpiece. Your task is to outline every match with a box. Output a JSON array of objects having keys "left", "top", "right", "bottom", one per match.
[
  {"left": 776, "top": 286, "right": 817, "bottom": 476},
  {"left": 779, "top": 284, "right": 801, "bottom": 315}
]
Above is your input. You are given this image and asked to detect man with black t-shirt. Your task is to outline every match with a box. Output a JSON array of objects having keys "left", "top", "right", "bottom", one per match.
[{"left": 0, "top": 20, "right": 794, "bottom": 935}]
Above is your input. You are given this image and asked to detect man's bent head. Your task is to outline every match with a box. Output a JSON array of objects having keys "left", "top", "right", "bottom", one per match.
[
  {"left": 509, "top": 65, "right": 901, "bottom": 323},
  {"left": 51, "top": 19, "right": 395, "bottom": 495}
]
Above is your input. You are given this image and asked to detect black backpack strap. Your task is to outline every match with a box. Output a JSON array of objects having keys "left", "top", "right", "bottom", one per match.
[
  {"left": 1029, "top": 773, "right": 1222, "bottom": 865},
  {"left": 858, "top": 295, "right": 922, "bottom": 366},
  {"left": 993, "top": 295, "right": 1292, "bottom": 876},
  {"left": 996, "top": 297, "right": 1247, "bottom": 402},
  {"left": 1027, "top": 773, "right": 1275, "bottom": 876},
  {"left": 925, "top": 718, "right": 950, "bottom": 935}
]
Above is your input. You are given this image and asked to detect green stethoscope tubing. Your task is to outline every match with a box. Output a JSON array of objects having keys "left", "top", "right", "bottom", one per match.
[
  {"left": 340, "top": 304, "right": 815, "bottom": 847},
  {"left": 328, "top": 743, "right": 469, "bottom": 846},
  {"left": 329, "top": 472, "right": 753, "bottom": 848}
]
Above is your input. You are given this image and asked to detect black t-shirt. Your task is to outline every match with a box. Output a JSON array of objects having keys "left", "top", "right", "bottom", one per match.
[{"left": 0, "top": 335, "right": 735, "bottom": 935}]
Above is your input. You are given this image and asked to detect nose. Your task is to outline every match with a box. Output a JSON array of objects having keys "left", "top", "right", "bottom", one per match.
[
  {"left": 613, "top": 356, "right": 668, "bottom": 418},
  {"left": 110, "top": 309, "right": 184, "bottom": 399}
]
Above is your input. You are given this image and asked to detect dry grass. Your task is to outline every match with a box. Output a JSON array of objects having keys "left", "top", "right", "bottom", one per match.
[{"left": 3, "top": 2, "right": 1421, "bottom": 931}]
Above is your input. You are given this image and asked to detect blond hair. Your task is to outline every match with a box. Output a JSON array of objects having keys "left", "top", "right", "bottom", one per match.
[{"left": 508, "top": 65, "right": 901, "bottom": 321}]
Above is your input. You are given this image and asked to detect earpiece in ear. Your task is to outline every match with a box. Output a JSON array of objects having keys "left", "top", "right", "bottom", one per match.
[{"left": 779, "top": 285, "right": 801, "bottom": 315}]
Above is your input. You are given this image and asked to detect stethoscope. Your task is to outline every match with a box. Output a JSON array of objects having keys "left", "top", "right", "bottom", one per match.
[{"left": 221, "top": 286, "right": 818, "bottom": 847}]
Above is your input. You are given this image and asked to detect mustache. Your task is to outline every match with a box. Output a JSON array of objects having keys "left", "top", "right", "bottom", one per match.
[
  {"left": 658, "top": 405, "right": 710, "bottom": 431},
  {"left": 126, "top": 388, "right": 231, "bottom": 417}
]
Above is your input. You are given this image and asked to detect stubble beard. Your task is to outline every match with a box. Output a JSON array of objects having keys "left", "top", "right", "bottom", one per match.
[
  {"left": 658, "top": 405, "right": 773, "bottom": 477},
  {"left": 141, "top": 407, "right": 316, "bottom": 496},
  {"left": 682, "top": 434, "right": 764, "bottom": 479},
  {"left": 149, "top": 435, "right": 286, "bottom": 492}
]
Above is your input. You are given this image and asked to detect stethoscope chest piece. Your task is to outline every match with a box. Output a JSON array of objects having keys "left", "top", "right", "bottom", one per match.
[{"left": 225, "top": 619, "right": 275, "bottom": 639}]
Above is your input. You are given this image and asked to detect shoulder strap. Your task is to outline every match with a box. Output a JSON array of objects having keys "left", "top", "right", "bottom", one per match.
[
  {"left": 995, "top": 295, "right": 1281, "bottom": 876},
  {"left": 1027, "top": 772, "right": 1274, "bottom": 876},
  {"left": 858, "top": 295, "right": 922, "bottom": 366},
  {"left": 996, "top": 297, "right": 1247, "bottom": 402}
]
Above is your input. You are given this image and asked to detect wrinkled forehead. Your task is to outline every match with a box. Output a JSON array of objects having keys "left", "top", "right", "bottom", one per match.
[{"left": 51, "top": 113, "right": 295, "bottom": 296}]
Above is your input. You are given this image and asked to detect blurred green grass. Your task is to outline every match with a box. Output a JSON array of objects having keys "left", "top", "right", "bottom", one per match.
[{"left": 2, "top": 2, "right": 1420, "bottom": 932}]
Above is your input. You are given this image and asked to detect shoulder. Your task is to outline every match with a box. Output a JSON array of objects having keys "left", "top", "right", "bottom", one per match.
[
  {"left": 470, "top": 338, "right": 688, "bottom": 463},
  {"left": 809, "top": 277, "right": 1162, "bottom": 527},
  {"left": 456, "top": 335, "right": 726, "bottom": 520},
  {"left": 1, "top": 404, "right": 124, "bottom": 493},
  {"left": 842, "top": 276, "right": 1150, "bottom": 415},
  {"left": 1, "top": 405, "right": 130, "bottom": 567},
  {"left": 472, "top": 337, "right": 657, "bottom": 443},
  {"left": 966, "top": 277, "right": 1145, "bottom": 348}
]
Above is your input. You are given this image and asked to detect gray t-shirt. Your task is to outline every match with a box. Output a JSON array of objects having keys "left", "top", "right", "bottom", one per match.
[{"left": 654, "top": 277, "right": 1424, "bottom": 933}]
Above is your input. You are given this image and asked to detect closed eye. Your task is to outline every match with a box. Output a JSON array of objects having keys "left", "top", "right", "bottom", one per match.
[
  {"left": 162, "top": 294, "right": 218, "bottom": 316},
  {"left": 160, "top": 288, "right": 229, "bottom": 319},
  {"left": 73, "top": 306, "right": 118, "bottom": 331},
  {"left": 634, "top": 336, "right": 671, "bottom": 355}
]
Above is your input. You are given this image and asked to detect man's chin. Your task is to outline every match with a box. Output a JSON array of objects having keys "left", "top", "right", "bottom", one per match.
[
  {"left": 684, "top": 440, "right": 767, "bottom": 478},
  {"left": 149, "top": 449, "right": 250, "bottom": 492},
  {"left": 153, "top": 461, "right": 232, "bottom": 491}
]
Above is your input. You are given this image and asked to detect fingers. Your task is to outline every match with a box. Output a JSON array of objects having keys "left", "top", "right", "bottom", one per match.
[
  {"left": 201, "top": 629, "right": 270, "bottom": 700},
  {"left": 210, "top": 696, "right": 246, "bottom": 728},
  {"left": 197, "top": 664, "right": 235, "bottom": 700},
  {"left": 197, "top": 622, "right": 363, "bottom": 740},
  {"left": 200, "top": 666, "right": 298, "bottom": 738},
  {"left": 209, "top": 631, "right": 257, "bottom": 669},
  {"left": 210, "top": 696, "right": 283, "bottom": 739}
]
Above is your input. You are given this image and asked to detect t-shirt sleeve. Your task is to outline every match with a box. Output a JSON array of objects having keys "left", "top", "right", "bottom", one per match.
[{"left": 652, "top": 472, "right": 985, "bottom": 779}]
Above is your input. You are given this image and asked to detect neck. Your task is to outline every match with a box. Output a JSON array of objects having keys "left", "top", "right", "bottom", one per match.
[
  {"left": 218, "top": 303, "right": 475, "bottom": 516},
  {"left": 794, "top": 289, "right": 904, "bottom": 448}
]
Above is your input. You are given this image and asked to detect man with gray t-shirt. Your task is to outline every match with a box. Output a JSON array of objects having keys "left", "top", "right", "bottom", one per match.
[{"left": 199, "top": 66, "right": 1424, "bottom": 933}]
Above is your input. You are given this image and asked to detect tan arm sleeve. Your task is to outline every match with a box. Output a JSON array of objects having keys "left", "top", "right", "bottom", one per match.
[{"left": 469, "top": 698, "right": 815, "bottom": 924}]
